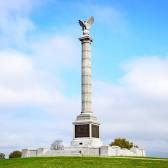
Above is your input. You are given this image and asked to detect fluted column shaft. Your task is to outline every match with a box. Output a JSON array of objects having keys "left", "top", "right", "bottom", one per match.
[{"left": 80, "top": 35, "right": 92, "bottom": 114}]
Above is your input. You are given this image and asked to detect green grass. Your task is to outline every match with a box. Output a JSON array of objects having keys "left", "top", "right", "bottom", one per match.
[{"left": 0, "top": 157, "right": 168, "bottom": 168}]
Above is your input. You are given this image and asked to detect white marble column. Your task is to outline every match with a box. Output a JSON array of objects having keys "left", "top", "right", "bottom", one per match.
[
  {"left": 71, "top": 17, "right": 103, "bottom": 148},
  {"left": 79, "top": 35, "right": 93, "bottom": 114}
]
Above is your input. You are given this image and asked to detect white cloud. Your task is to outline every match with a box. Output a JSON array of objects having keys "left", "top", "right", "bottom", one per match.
[
  {"left": 92, "top": 5, "right": 126, "bottom": 30},
  {"left": 0, "top": 50, "right": 64, "bottom": 108},
  {"left": 0, "top": 0, "right": 41, "bottom": 47},
  {"left": 0, "top": 16, "right": 35, "bottom": 47},
  {"left": 30, "top": 35, "right": 80, "bottom": 71},
  {"left": 122, "top": 57, "right": 168, "bottom": 98},
  {"left": 93, "top": 56, "right": 168, "bottom": 156}
]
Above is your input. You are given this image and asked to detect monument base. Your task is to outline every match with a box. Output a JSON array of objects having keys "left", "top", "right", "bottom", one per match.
[
  {"left": 71, "top": 137, "right": 102, "bottom": 148},
  {"left": 22, "top": 146, "right": 145, "bottom": 158}
]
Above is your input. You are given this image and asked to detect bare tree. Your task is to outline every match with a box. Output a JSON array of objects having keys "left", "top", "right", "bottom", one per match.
[
  {"left": 0, "top": 153, "right": 5, "bottom": 159},
  {"left": 50, "top": 139, "right": 64, "bottom": 150}
]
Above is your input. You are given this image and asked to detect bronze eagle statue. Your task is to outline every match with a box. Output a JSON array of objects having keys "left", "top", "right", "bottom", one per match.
[{"left": 79, "top": 16, "right": 94, "bottom": 34}]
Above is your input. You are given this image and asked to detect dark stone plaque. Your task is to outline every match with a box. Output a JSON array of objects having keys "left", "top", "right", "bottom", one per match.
[
  {"left": 92, "top": 124, "right": 99, "bottom": 138},
  {"left": 75, "top": 124, "right": 89, "bottom": 138}
]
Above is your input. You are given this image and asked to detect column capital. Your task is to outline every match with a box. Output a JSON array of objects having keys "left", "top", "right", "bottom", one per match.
[{"left": 79, "top": 35, "right": 93, "bottom": 43}]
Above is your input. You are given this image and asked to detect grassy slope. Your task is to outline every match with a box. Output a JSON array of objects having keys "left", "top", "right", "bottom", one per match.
[{"left": 0, "top": 157, "right": 168, "bottom": 168}]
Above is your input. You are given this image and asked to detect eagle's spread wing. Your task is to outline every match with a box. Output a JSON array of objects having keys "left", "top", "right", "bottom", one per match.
[
  {"left": 86, "top": 16, "right": 94, "bottom": 29},
  {"left": 79, "top": 20, "right": 86, "bottom": 30}
]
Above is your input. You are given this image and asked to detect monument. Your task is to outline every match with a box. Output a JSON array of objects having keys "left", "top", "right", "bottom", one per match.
[
  {"left": 71, "top": 16, "right": 102, "bottom": 148},
  {"left": 22, "top": 17, "right": 145, "bottom": 158}
]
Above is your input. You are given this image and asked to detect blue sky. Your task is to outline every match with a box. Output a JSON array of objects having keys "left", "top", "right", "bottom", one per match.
[{"left": 0, "top": 0, "right": 168, "bottom": 158}]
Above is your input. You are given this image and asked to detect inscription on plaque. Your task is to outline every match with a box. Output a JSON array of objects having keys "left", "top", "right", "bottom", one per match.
[
  {"left": 92, "top": 124, "right": 99, "bottom": 138},
  {"left": 75, "top": 124, "right": 89, "bottom": 138}
]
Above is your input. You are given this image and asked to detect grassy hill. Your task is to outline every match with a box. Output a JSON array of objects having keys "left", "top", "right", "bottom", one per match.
[{"left": 0, "top": 157, "right": 168, "bottom": 168}]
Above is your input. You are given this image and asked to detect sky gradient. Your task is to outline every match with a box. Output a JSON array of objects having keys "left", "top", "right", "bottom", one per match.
[{"left": 0, "top": 0, "right": 168, "bottom": 157}]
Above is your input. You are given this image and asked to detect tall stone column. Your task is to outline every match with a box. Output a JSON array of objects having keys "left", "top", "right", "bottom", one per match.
[
  {"left": 80, "top": 35, "right": 92, "bottom": 114},
  {"left": 71, "top": 17, "right": 102, "bottom": 148}
]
